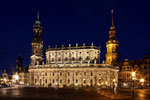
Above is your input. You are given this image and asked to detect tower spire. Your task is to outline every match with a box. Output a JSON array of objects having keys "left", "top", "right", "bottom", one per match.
[
  {"left": 110, "top": 9, "right": 115, "bottom": 30},
  {"left": 111, "top": 9, "right": 114, "bottom": 26},
  {"left": 35, "top": 12, "right": 40, "bottom": 25},
  {"left": 106, "top": 9, "right": 119, "bottom": 66},
  {"left": 37, "top": 12, "right": 39, "bottom": 21}
]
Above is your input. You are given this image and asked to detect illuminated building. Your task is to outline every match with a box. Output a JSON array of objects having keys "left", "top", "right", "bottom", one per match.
[
  {"left": 14, "top": 56, "right": 29, "bottom": 85},
  {"left": 105, "top": 10, "right": 119, "bottom": 66},
  {"left": 118, "top": 59, "right": 144, "bottom": 88},
  {"left": 141, "top": 54, "right": 150, "bottom": 88},
  {"left": 28, "top": 12, "right": 119, "bottom": 88},
  {"left": 1, "top": 70, "right": 9, "bottom": 84}
]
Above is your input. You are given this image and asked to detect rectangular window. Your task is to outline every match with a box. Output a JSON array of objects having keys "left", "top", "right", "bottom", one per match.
[
  {"left": 68, "top": 72, "right": 70, "bottom": 76},
  {"left": 76, "top": 72, "right": 78, "bottom": 76},
  {"left": 91, "top": 72, "right": 93, "bottom": 76},
  {"left": 84, "top": 72, "right": 86, "bottom": 76},
  {"left": 60, "top": 79, "right": 62, "bottom": 83},
  {"left": 76, "top": 79, "right": 78, "bottom": 83},
  {"left": 84, "top": 80, "right": 86, "bottom": 84},
  {"left": 68, "top": 79, "right": 70, "bottom": 83},
  {"left": 60, "top": 72, "right": 62, "bottom": 76}
]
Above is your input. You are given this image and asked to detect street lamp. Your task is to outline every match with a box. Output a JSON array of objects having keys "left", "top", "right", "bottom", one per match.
[
  {"left": 13, "top": 73, "right": 19, "bottom": 83},
  {"left": 131, "top": 72, "right": 136, "bottom": 98},
  {"left": 113, "top": 79, "right": 117, "bottom": 94},
  {"left": 140, "top": 78, "right": 144, "bottom": 89}
]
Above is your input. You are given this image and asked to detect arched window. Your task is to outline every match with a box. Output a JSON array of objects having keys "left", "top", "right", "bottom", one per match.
[
  {"left": 65, "top": 57, "right": 68, "bottom": 61},
  {"left": 72, "top": 57, "right": 75, "bottom": 61},
  {"left": 79, "top": 57, "right": 82, "bottom": 61},
  {"left": 68, "top": 72, "right": 70, "bottom": 76},
  {"left": 60, "top": 79, "right": 62, "bottom": 83},
  {"left": 52, "top": 58, "right": 54, "bottom": 62},
  {"left": 68, "top": 79, "right": 70, "bottom": 83},
  {"left": 86, "top": 56, "right": 90, "bottom": 60},
  {"left": 90, "top": 79, "right": 93, "bottom": 84},
  {"left": 53, "top": 72, "right": 55, "bottom": 76},
  {"left": 84, "top": 72, "right": 86, "bottom": 76},
  {"left": 58, "top": 58, "right": 61, "bottom": 61},
  {"left": 91, "top": 72, "right": 93, "bottom": 76},
  {"left": 76, "top": 79, "right": 78, "bottom": 83},
  {"left": 60, "top": 72, "right": 62, "bottom": 76}
]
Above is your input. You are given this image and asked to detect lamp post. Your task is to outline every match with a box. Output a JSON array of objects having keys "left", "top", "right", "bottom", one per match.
[
  {"left": 140, "top": 78, "right": 144, "bottom": 89},
  {"left": 132, "top": 72, "right": 135, "bottom": 98},
  {"left": 113, "top": 79, "right": 116, "bottom": 94},
  {"left": 13, "top": 73, "right": 19, "bottom": 83}
]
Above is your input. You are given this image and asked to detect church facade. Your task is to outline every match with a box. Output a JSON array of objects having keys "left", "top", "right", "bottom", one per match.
[{"left": 29, "top": 11, "right": 119, "bottom": 88}]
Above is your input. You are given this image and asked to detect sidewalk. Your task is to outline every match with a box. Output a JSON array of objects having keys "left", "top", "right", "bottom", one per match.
[{"left": 97, "top": 89, "right": 132, "bottom": 99}]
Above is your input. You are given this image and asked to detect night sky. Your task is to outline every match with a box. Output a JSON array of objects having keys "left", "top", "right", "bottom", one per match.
[{"left": 0, "top": 0, "right": 150, "bottom": 73}]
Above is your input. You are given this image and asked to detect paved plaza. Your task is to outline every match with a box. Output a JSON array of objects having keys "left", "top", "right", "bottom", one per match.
[{"left": 0, "top": 87, "right": 150, "bottom": 100}]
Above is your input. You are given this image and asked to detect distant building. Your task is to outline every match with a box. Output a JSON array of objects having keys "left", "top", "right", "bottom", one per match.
[
  {"left": 141, "top": 54, "right": 150, "bottom": 88},
  {"left": 28, "top": 11, "right": 119, "bottom": 88},
  {"left": 15, "top": 55, "right": 24, "bottom": 73},
  {"left": 14, "top": 56, "right": 29, "bottom": 85},
  {"left": 118, "top": 59, "right": 142, "bottom": 88},
  {"left": 1, "top": 70, "right": 9, "bottom": 84},
  {"left": 118, "top": 54, "right": 150, "bottom": 88}
]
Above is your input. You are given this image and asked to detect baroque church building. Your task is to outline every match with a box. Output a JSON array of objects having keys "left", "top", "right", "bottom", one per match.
[{"left": 29, "top": 11, "right": 119, "bottom": 88}]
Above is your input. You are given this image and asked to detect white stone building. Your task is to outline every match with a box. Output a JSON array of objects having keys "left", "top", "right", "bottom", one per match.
[{"left": 29, "top": 12, "right": 119, "bottom": 88}]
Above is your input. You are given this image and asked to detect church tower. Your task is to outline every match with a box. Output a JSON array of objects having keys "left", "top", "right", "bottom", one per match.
[
  {"left": 30, "top": 13, "right": 44, "bottom": 66},
  {"left": 16, "top": 55, "right": 23, "bottom": 73},
  {"left": 106, "top": 10, "right": 119, "bottom": 65}
]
